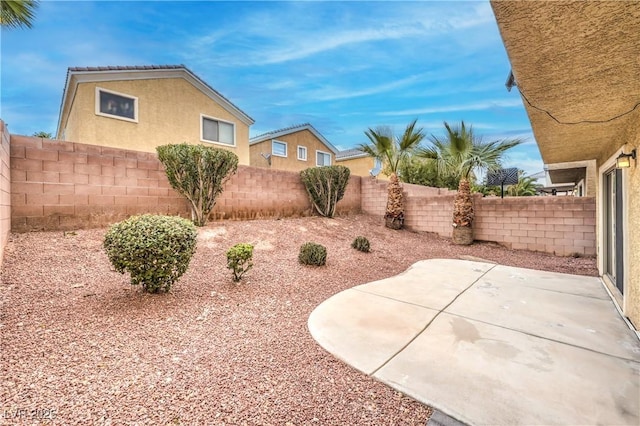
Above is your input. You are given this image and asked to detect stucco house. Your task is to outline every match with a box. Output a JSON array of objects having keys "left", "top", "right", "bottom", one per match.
[
  {"left": 55, "top": 65, "right": 254, "bottom": 164},
  {"left": 335, "top": 148, "right": 386, "bottom": 179},
  {"left": 249, "top": 123, "right": 338, "bottom": 172},
  {"left": 492, "top": 1, "right": 640, "bottom": 330}
]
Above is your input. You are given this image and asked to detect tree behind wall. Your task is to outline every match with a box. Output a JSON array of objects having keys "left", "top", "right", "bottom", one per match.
[
  {"left": 157, "top": 143, "right": 238, "bottom": 226},
  {"left": 300, "top": 165, "right": 350, "bottom": 218}
]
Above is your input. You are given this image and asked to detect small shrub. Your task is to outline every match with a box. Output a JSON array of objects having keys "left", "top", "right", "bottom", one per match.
[
  {"left": 103, "top": 214, "right": 197, "bottom": 293},
  {"left": 299, "top": 242, "right": 327, "bottom": 266},
  {"left": 351, "top": 236, "right": 371, "bottom": 253},
  {"left": 157, "top": 143, "right": 238, "bottom": 226},
  {"left": 300, "top": 165, "right": 350, "bottom": 218},
  {"left": 226, "top": 243, "right": 254, "bottom": 282}
]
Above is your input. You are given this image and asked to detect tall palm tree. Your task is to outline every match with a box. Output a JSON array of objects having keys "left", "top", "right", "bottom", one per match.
[
  {"left": 419, "top": 121, "right": 522, "bottom": 244},
  {"left": 1, "top": 0, "right": 39, "bottom": 29},
  {"left": 358, "top": 119, "right": 425, "bottom": 229}
]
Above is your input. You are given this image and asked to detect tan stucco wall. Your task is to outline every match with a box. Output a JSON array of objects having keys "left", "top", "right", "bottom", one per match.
[
  {"left": 337, "top": 156, "right": 390, "bottom": 180},
  {"left": 625, "top": 143, "right": 640, "bottom": 328},
  {"left": 337, "top": 156, "right": 374, "bottom": 177},
  {"left": 249, "top": 129, "right": 334, "bottom": 172},
  {"left": 62, "top": 78, "right": 250, "bottom": 164}
]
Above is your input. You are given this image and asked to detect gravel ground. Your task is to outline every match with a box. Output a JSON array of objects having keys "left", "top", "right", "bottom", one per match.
[{"left": 0, "top": 214, "right": 597, "bottom": 425}]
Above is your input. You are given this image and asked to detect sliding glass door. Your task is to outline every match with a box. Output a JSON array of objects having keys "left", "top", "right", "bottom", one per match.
[{"left": 604, "top": 167, "right": 624, "bottom": 294}]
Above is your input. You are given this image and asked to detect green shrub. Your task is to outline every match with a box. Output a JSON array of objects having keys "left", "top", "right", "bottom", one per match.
[
  {"left": 351, "top": 236, "right": 371, "bottom": 253},
  {"left": 157, "top": 143, "right": 238, "bottom": 226},
  {"left": 300, "top": 165, "right": 350, "bottom": 218},
  {"left": 298, "top": 242, "right": 327, "bottom": 266},
  {"left": 103, "top": 214, "right": 197, "bottom": 293},
  {"left": 226, "top": 243, "right": 254, "bottom": 282}
]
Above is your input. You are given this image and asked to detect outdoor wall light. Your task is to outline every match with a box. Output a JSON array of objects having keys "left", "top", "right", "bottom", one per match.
[{"left": 616, "top": 149, "right": 636, "bottom": 169}]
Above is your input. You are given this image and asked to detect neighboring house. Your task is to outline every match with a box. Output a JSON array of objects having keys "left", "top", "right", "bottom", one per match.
[
  {"left": 249, "top": 123, "right": 338, "bottom": 172},
  {"left": 56, "top": 65, "right": 255, "bottom": 164},
  {"left": 335, "top": 149, "right": 386, "bottom": 179},
  {"left": 492, "top": 0, "right": 640, "bottom": 329}
]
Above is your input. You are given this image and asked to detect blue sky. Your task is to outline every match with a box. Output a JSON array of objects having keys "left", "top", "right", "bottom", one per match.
[{"left": 0, "top": 0, "right": 543, "bottom": 175}]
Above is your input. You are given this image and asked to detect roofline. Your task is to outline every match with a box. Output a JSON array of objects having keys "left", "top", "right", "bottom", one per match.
[
  {"left": 249, "top": 123, "right": 339, "bottom": 154},
  {"left": 56, "top": 65, "right": 254, "bottom": 138},
  {"left": 336, "top": 150, "right": 370, "bottom": 161}
]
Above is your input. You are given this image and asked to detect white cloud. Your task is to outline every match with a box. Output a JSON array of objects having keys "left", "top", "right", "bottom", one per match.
[
  {"left": 378, "top": 99, "right": 525, "bottom": 116},
  {"left": 299, "top": 74, "right": 426, "bottom": 102}
]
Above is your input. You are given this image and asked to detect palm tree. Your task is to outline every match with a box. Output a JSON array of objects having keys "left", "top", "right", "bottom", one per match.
[
  {"left": 358, "top": 119, "right": 425, "bottom": 229},
  {"left": 507, "top": 170, "right": 541, "bottom": 196},
  {"left": 419, "top": 121, "right": 522, "bottom": 244},
  {"left": 1, "top": 0, "right": 39, "bottom": 29}
]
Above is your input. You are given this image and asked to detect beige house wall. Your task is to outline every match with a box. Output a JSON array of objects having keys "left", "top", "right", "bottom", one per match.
[
  {"left": 61, "top": 78, "right": 250, "bottom": 164},
  {"left": 336, "top": 156, "right": 391, "bottom": 181},
  {"left": 249, "top": 129, "right": 334, "bottom": 172},
  {"left": 337, "top": 156, "right": 375, "bottom": 177}
]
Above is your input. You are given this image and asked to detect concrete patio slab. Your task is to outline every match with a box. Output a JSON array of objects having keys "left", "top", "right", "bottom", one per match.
[
  {"left": 354, "top": 259, "right": 494, "bottom": 311},
  {"left": 377, "top": 313, "right": 640, "bottom": 426},
  {"left": 307, "top": 288, "right": 438, "bottom": 375},
  {"left": 448, "top": 266, "right": 638, "bottom": 360},
  {"left": 308, "top": 259, "right": 640, "bottom": 425}
]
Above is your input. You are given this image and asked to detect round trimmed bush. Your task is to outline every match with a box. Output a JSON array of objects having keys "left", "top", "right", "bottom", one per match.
[
  {"left": 103, "top": 214, "right": 197, "bottom": 293},
  {"left": 299, "top": 242, "right": 327, "bottom": 266},
  {"left": 351, "top": 236, "right": 371, "bottom": 253}
]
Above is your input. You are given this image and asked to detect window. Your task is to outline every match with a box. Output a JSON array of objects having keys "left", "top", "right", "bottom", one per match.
[
  {"left": 272, "top": 140, "right": 287, "bottom": 157},
  {"left": 96, "top": 87, "right": 137, "bottom": 122},
  {"left": 316, "top": 150, "right": 331, "bottom": 166},
  {"left": 201, "top": 115, "right": 235, "bottom": 146},
  {"left": 297, "top": 146, "right": 307, "bottom": 161}
]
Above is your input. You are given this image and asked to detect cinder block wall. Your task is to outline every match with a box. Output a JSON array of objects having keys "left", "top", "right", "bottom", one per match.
[
  {"left": 10, "top": 135, "right": 190, "bottom": 231},
  {"left": 1, "top": 122, "right": 11, "bottom": 264},
  {"left": 404, "top": 194, "right": 456, "bottom": 236},
  {"left": 475, "top": 196, "right": 596, "bottom": 256},
  {"left": 9, "top": 135, "right": 362, "bottom": 232},
  {"left": 5, "top": 133, "right": 595, "bottom": 257},
  {"left": 361, "top": 178, "right": 388, "bottom": 217},
  {"left": 362, "top": 179, "right": 596, "bottom": 256},
  {"left": 211, "top": 165, "right": 361, "bottom": 221}
]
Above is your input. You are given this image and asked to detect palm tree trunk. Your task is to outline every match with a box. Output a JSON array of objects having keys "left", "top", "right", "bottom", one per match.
[
  {"left": 385, "top": 173, "right": 404, "bottom": 230},
  {"left": 452, "top": 177, "right": 474, "bottom": 245}
]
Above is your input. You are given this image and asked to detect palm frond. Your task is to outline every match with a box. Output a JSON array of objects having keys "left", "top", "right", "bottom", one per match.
[{"left": 1, "top": 0, "right": 39, "bottom": 29}]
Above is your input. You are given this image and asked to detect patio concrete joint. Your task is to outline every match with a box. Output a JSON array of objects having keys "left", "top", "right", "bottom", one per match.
[{"left": 370, "top": 263, "right": 498, "bottom": 375}]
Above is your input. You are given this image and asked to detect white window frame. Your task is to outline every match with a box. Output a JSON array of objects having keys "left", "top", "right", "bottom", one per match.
[
  {"left": 95, "top": 87, "right": 138, "bottom": 123},
  {"left": 200, "top": 114, "right": 236, "bottom": 147},
  {"left": 297, "top": 145, "right": 307, "bottom": 161},
  {"left": 272, "top": 140, "right": 288, "bottom": 158},
  {"left": 316, "top": 150, "right": 332, "bottom": 166}
]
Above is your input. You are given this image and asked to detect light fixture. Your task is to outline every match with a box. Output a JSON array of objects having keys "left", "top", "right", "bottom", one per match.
[{"left": 616, "top": 149, "right": 636, "bottom": 169}]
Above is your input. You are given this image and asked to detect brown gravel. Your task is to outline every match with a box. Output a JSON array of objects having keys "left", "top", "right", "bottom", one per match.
[{"left": 0, "top": 214, "right": 597, "bottom": 425}]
